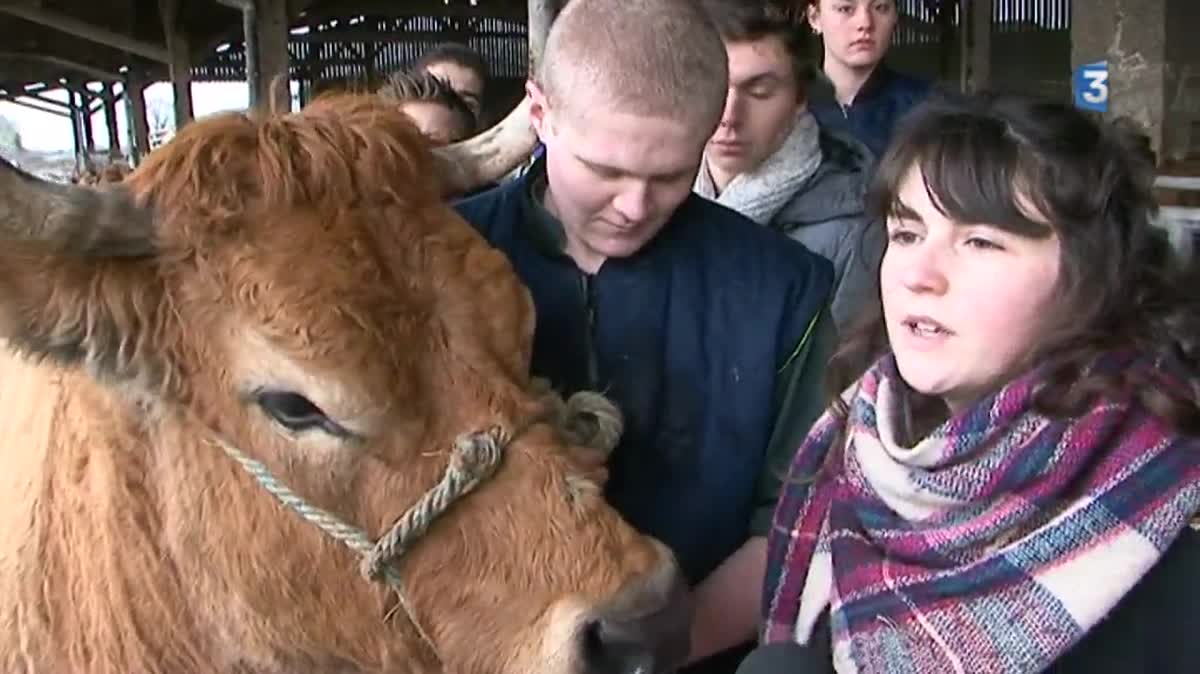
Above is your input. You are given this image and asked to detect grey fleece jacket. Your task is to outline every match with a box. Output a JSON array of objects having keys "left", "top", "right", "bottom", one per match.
[{"left": 769, "top": 129, "right": 882, "bottom": 333}]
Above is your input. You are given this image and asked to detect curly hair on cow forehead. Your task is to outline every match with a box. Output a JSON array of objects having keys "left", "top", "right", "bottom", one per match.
[{"left": 126, "top": 94, "right": 445, "bottom": 226}]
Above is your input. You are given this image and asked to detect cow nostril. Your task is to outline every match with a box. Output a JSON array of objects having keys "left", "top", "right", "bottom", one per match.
[
  {"left": 582, "top": 553, "right": 691, "bottom": 673},
  {"left": 580, "top": 618, "right": 659, "bottom": 674},
  {"left": 582, "top": 619, "right": 606, "bottom": 664}
]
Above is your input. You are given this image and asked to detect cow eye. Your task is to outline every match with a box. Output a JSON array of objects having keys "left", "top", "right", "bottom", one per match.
[{"left": 256, "top": 390, "right": 344, "bottom": 436}]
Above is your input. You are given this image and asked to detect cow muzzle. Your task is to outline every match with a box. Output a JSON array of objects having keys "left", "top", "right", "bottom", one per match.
[{"left": 579, "top": 542, "right": 692, "bottom": 674}]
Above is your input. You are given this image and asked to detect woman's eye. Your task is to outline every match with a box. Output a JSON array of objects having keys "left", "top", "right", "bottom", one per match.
[
  {"left": 888, "top": 230, "right": 918, "bottom": 245},
  {"left": 966, "top": 237, "right": 1004, "bottom": 251},
  {"left": 257, "top": 391, "right": 333, "bottom": 433}
]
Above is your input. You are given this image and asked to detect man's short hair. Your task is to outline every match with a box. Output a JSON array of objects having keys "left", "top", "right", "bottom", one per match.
[
  {"left": 378, "top": 70, "right": 476, "bottom": 142},
  {"left": 700, "top": 0, "right": 814, "bottom": 89},
  {"left": 536, "top": 0, "right": 729, "bottom": 129},
  {"left": 413, "top": 42, "right": 490, "bottom": 84}
]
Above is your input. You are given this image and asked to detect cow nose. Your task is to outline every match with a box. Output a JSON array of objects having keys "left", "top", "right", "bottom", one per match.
[{"left": 582, "top": 556, "right": 691, "bottom": 674}]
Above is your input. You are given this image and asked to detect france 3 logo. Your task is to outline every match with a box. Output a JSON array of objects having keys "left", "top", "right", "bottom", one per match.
[{"left": 1072, "top": 60, "right": 1109, "bottom": 113}]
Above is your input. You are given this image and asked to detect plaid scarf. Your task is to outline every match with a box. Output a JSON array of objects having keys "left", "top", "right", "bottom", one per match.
[{"left": 763, "top": 351, "right": 1200, "bottom": 674}]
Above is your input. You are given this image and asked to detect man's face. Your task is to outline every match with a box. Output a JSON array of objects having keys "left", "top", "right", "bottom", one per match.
[
  {"left": 706, "top": 36, "right": 802, "bottom": 179},
  {"left": 423, "top": 61, "right": 485, "bottom": 120},
  {"left": 399, "top": 101, "right": 469, "bottom": 145},
  {"left": 529, "top": 82, "right": 711, "bottom": 271}
]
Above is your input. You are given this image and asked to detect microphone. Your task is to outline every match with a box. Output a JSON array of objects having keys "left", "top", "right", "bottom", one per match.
[{"left": 734, "top": 641, "right": 834, "bottom": 674}]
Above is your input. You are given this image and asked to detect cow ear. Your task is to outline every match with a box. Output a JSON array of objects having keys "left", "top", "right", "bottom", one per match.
[
  {"left": 0, "top": 241, "right": 171, "bottom": 390},
  {"left": 0, "top": 157, "right": 173, "bottom": 390}
]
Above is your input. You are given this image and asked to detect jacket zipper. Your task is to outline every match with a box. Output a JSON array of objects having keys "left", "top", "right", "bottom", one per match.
[{"left": 578, "top": 273, "right": 600, "bottom": 389}]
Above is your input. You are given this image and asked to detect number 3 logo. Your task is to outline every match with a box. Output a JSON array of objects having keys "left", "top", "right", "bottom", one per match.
[
  {"left": 1074, "top": 61, "right": 1110, "bottom": 112},
  {"left": 1082, "top": 69, "right": 1109, "bottom": 104}
]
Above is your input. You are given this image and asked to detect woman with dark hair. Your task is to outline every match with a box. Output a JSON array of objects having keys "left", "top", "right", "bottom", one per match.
[{"left": 756, "top": 93, "right": 1200, "bottom": 673}]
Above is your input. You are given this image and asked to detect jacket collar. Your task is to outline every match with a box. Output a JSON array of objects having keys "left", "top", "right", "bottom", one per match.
[
  {"left": 811, "top": 63, "right": 898, "bottom": 108},
  {"left": 518, "top": 156, "right": 572, "bottom": 259}
]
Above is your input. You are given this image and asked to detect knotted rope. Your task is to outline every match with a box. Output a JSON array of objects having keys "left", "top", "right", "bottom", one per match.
[
  {"left": 360, "top": 428, "right": 504, "bottom": 580},
  {"left": 209, "top": 384, "right": 623, "bottom": 657},
  {"left": 529, "top": 378, "right": 624, "bottom": 458},
  {"left": 212, "top": 426, "right": 505, "bottom": 586}
]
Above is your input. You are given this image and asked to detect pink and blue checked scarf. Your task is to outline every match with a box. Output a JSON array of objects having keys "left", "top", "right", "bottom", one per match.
[{"left": 763, "top": 351, "right": 1200, "bottom": 674}]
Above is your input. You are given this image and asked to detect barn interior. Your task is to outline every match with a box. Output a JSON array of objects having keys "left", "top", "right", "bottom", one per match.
[{"left": 0, "top": 0, "right": 1197, "bottom": 246}]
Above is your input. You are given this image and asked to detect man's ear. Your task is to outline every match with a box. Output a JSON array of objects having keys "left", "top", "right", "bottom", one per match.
[
  {"left": 0, "top": 241, "right": 173, "bottom": 391},
  {"left": 526, "top": 79, "right": 552, "bottom": 144}
]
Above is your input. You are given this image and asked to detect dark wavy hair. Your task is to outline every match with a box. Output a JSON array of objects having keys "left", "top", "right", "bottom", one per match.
[
  {"left": 699, "top": 0, "right": 815, "bottom": 91},
  {"left": 827, "top": 92, "right": 1200, "bottom": 435},
  {"left": 377, "top": 70, "right": 476, "bottom": 144},
  {"left": 413, "top": 42, "right": 490, "bottom": 83}
]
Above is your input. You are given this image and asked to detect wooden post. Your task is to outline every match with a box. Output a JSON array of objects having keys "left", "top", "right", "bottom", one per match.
[
  {"left": 215, "top": 0, "right": 289, "bottom": 112},
  {"left": 77, "top": 89, "right": 96, "bottom": 154},
  {"left": 960, "top": 0, "right": 991, "bottom": 93},
  {"left": 67, "top": 91, "right": 84, "bottom": 172},
  {"left": 103, "top": 82, "right": 122, "bottom": 158},
  {"left": 125, "top": 71, "right": 151, "bottom": 164},
  {"left": 158, "top": 0, "right": 194, "bottom": 128},
  {"left": 256, "top": 0, "right": 291, "bottom": 112}
]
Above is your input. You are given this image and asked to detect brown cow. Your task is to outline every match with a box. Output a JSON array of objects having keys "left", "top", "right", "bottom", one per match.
[{"left": 0, "top": 14, "right": 689, "bottom": 674}]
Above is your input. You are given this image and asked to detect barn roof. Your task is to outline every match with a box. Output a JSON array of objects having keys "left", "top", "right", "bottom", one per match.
[{"left": 0, "top": 0, "right": 532, "bottom": 97}]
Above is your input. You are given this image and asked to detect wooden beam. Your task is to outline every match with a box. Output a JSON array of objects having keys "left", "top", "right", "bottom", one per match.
[
  {"left": 0, "top": 3, "right": 169, "bottom": 63},
  {"left": 0, "top": 52, "right": 120, "bottom": 82},
  {"left": 36, "top": 92, "right": 77, "bottom": 112},
  {"left": 301, "top": 0, "right": 526, "bottom": 22},
  {"left": 294, "top": 28, "right": 523, "bottom": 44},
  {"left": 0, "top": 95, "right": 71, "bottom": 118}
]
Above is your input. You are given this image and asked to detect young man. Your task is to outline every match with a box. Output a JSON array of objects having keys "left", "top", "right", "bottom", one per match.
[
  {"left": 697, "top": 0, "right": 880, "bottom": 332},
  {"left": 413, "top": 42, "right": 490, "bottom": 125},
  {"left": 455, "top": 0, "right": 836, "bottom": 671},
  {"left": 378, "top": 70, "right": 476, "bottom": 146}
]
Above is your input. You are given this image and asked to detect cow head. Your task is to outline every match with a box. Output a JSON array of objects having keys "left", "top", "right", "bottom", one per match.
[{"left": 0, "top": 5, "right": 689, "bottom": 672}]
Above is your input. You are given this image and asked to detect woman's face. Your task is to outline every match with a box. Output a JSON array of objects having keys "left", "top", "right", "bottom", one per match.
[
  {"left": 880, "top": 166, "right": 1062, "bottom": 413},
  {"left": 808, "top": 0, "right": 898, "bottom": 73}
]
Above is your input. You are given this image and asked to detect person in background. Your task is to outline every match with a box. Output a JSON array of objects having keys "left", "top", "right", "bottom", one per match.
[
  {"left": 453, "top": 1, "right": 838, "bottom": 672},
  {"left": 378, "top": 70, "right": 476, "bottom": 146},
  {"left": 413, "top": 42, "right": 490, "bottom": 126},
  {"left": 805, "top": 0, "right": 932, "bottom": 159},
  {"left": 760, "top": 93, "right": 1200, "bottom": 673},
  {"left": 697, "top": 0, "right": 880, "bottom": 332}
]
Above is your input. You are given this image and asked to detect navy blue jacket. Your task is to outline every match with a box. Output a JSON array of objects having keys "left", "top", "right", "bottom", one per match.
[
  {"left": 454, "top": 168, "right": 834, "bottom": 585},
  {"left": 808, "top": 65, "right": 933, "bottom": 160}
]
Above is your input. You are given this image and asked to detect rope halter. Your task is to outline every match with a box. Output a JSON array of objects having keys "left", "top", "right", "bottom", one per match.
[
  {"left": 212, "top": 425, "right": 505, "bottom": 585},
  {"left": 208, "top": 388, "right": 624, "bottom": 653}
]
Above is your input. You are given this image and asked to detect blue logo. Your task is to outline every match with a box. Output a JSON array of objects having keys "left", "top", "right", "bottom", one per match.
[{"left": 1073, "top": 60, "right": 1109, "bottom": 112}]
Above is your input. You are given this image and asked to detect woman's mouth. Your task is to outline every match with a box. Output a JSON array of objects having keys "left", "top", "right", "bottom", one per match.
[{"left": 904, "top": 316, "right": 954, "bottom": 337}]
